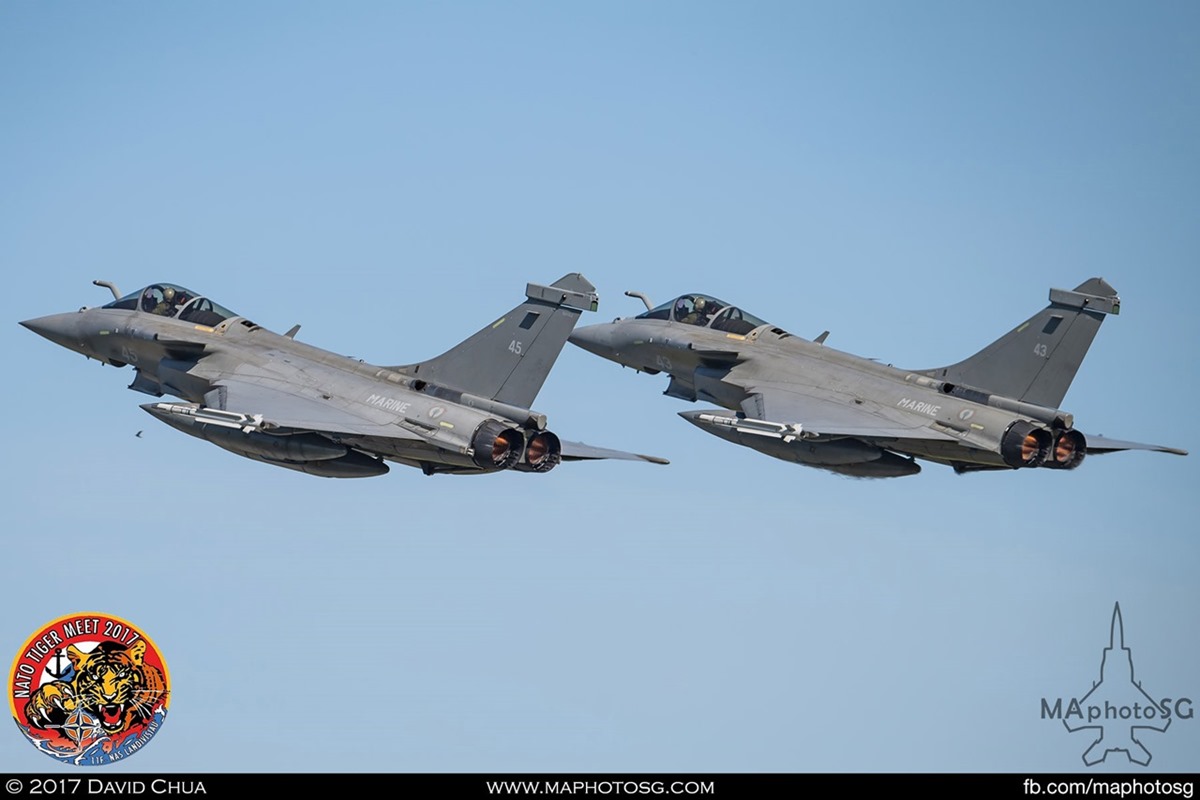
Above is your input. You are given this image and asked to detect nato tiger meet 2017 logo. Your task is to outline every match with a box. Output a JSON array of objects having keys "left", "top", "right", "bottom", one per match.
[{"left": 8, "top": 613, "right": 170, "bottom": 765}]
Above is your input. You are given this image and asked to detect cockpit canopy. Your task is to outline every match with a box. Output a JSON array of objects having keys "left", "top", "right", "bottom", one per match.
[
  {"left": 103, "top": 283, "right": 238, "bottom": 325},
  {"left": 635, "top": 293, "right": 769, "bottom": 335}
]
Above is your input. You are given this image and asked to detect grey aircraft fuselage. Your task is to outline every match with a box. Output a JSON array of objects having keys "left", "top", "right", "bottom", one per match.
[
  {"left": 22, "top": 277, "right": 666, "bottom": 478},
  {"left": 569, "top": 282, "right": 1186, "bottom": 478}
]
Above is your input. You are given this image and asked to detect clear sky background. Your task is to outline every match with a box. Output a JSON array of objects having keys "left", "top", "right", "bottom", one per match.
[{"left": 2, "top": 1, "right": 1197, "bottom": 773}]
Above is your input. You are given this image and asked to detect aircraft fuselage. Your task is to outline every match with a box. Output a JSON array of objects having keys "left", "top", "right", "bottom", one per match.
[{"left": 571, "top": 316, "right": 1080, "bottom": 476}]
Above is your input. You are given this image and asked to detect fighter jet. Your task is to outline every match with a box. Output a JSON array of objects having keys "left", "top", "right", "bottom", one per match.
[
  {"left": 21, "top": 275, "right": 667, "bottom": 478},
  {"left": 569, "top": 279, "right": 1186, "bottom": 478}
]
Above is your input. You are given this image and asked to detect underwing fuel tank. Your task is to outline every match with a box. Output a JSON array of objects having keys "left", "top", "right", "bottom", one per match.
[
  {"left": 823, "top": 452, "right": 921, "bottom": 478},
  {"left": 142, "top": 402, "right": 389, "bottom": 478},
  {"left": 679, "top": 410, "right": 921, "bottom": 477}
]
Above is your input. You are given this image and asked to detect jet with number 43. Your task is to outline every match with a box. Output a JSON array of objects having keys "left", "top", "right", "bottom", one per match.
[
  {"left": 568, "top": 278, "right": 1186, "bottom": 478},
  {"left": 21, "top": 274, "right": 667, "bottom": 478}
]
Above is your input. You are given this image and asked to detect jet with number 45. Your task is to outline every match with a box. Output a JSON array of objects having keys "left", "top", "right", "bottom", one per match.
[
  {"left": 568, "top": 279, "right": 1186, "bottom": 478},
  {"left": 21, "top": 274, "right": 667, "bottom": 478}
]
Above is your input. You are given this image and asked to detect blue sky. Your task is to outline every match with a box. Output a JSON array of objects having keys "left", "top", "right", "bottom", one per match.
[{"left": 2, "top": 2, "right": 1197, "bottom": 772}]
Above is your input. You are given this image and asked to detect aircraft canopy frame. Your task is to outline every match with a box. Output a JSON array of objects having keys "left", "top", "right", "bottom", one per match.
[
  {"left": 635, "top": 293, "right": 769, "bottom": 335},
  {"left": 103, "top": 283, "right": 238, "bottom": 326}
]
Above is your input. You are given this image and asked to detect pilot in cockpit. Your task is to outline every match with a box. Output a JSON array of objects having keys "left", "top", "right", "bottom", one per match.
[
  {"left": 681, "top": 297, "right": 713, "bottom": 326},
  {"left": 153, "top": 287, "right": 177, "bottom": 316},
  {"left": 140, "top": 286, "right": 182, "bottom": 317}
]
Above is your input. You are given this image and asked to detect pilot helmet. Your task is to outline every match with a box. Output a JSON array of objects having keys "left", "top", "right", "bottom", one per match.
[
  {"left": 694, "top": 297, "right": 707, "bottom": 312},
  {"left": 162, "top": 287, "right": 176, "bottom": 303}
]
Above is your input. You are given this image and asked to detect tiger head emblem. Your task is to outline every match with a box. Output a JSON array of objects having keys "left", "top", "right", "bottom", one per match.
[{"left": 24, "top": 640, "right": 167, "bottom": 738}]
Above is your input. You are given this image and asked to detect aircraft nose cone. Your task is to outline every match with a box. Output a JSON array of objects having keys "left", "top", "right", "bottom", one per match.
[
  {"left": 568, "top": 323, "right": 617, "bottom": 359},
  {"left": 20, "top": 313, "right": 84, "bottom": 351}
]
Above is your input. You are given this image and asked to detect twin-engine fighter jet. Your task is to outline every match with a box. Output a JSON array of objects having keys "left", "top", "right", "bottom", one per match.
[
  {"left": 569, "top": 279, "right": 1186, "bottom": 478},
  {"left": 22, "top": 275, "right": 667, "bottom": 478}
]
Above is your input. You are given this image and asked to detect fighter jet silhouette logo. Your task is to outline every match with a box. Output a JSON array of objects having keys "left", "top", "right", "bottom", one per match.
[{"left": 1064, "top": 603, "right": 1170, "bottom": 766}]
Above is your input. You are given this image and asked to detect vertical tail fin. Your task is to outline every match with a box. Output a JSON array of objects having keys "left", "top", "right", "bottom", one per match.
[
  {"left": 922, "top": 278, "right": 1120, "bottom": 409},
  {"left": 392, "top": 273, "right": 599, "bottom": 409}
]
